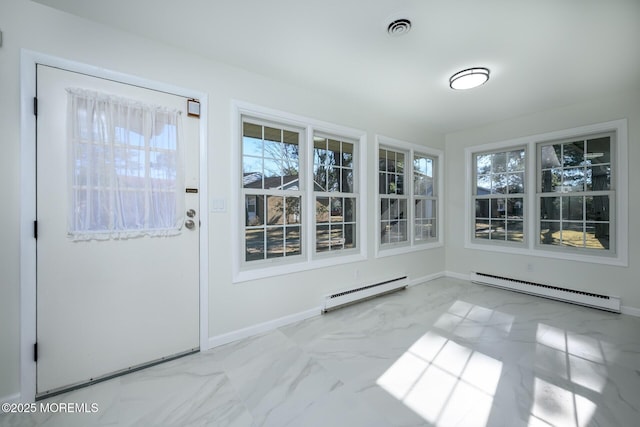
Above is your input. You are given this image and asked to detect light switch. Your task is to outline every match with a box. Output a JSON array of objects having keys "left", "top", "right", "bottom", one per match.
[{"left": 211, "top": 198, "right": 226, "bottom": 213}]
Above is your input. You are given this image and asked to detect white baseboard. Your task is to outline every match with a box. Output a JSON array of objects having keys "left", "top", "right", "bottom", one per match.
[
  {"left": 208, "top": 307, "right": 320, "bottom": 349},
  {"left": 621, "top": 305, "right": 640, "bottom": 317},
  {"left": 0, "top": 393, "right": 21, "bottom": 405},
  {"left": 444, "top": 271, "right": 640, "bottom": 317},
  {"left": 408, "top": 271, "right": 446, "bottom": 287},
  {"left": 445, "top": 271, "right": 471, "bottom": 281}
]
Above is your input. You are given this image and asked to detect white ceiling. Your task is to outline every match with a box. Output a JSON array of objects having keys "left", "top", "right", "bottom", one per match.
[{"left": 35, "top": 0, "right": 640, "bottom": 134}]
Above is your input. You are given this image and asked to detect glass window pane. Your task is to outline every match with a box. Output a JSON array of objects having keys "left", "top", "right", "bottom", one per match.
[
  {"left": 563, "top": 141, "right": 584, "bottom": 167},
  {"left": 344, "top": 223, "right": 356, "bottom": 248},
  {"left": 477, "top": 175, "right": 491, "bottom": 195},
  {"left": 285, "top": 226, "right": 301, "bottom": 256},
  {"left": 266, "top": 227, "right": 284, "bottom": 258},
  {"left": 314, "top": 164, "right": 327, "bottom": 191},
  {"left": 263, "top": 158, "right": 282, "bottom": 186},
  {"left": 475, "top": 199, "right": 489, "bottom": 218},
  {"left": 267, "top": 196, "right": 284, "bottom": 225},
  {"left": 344, "top": 198, "right": 356, "bottom": 222},
  {"left": 379, "top": 149, "right": 388, "bottom": 172},
  {"left": 330, "top": 225, "right": 344, "bottom": 249},
  {"left": 381, "top": 222, "right": 391, "bottom": 244},
  {"left": 282, "top": 140, "right": 299, "bottom": 177},
  {"left": 490, "top": 220, "right": 506, "bottom": 240},
  {"left": 508, "top": 173, "right": 524, "bottom": 194},
  {"left": 245, "top": 229, "right": 264, "bottom": 261},
  {"left": 563, "top": 167, "right": 585, "bottom": 192},
  {"left": 492, "top": 174, "right": 507, "bottom": 194},
  {"left": 316, "top": 225, "right": 330, "bottom": 252},
  {"left": 284, "top": 197, "right": 301, "bottom": 225},
  {"left": 327, "top": 166, "right": 340, "bottom": 192},
  {"left": 586, "top": 166, "right": 610, "bottom": 191},
  {"left": 585, "top": 223, "right": 609, "bottom": 250},
  {"left": 283, "top": 130, "right": 298, "bottom": 145},
  {"left": 540, "top": 197, "right": 560, "bottom": 220},
  {"left": 506, "top": 220, "right": 523, "bottom": 242},
  {"left": 396, "top": 152, "right": 405, "bottom": 174},
  {"left": 476, "top": 154, "right": 491, "bottom": 175},
  {"left": 243, "top": 157, "right": 263, "bottom": 188},
  {"left": 342, "top": 142, "right": 354, "bottom": 167},
  {"left": 246, "top": 195, "right": 264, "bottom": 226},
  {"left": 264, "top": 126, "right": 281, "bottom": 143},
  {"left": 561, "top": 222, "right": 584, "bottom": 247},
  {"left": 316, "top": 197, "right": 329, "bottom": 223},
  {"left": 562, "top": 196, "right": 583, "bottom": 221},
  {"left": 507, "top": 198, "right": 524, "bottom": 219},
  {"left": 242, "top": 136, "right": 262, "bottom": 157},
  {"left": 395, "top": 220, "right": 408, "bottom": 242},
  {"left": 243, "top": 122, "right": 262, "bottom": 139},
  {"left": 327, "top": 139, "right": 340, "bottom": 166},
  {"left": 586, "top": 137, "right": 610, "bottom": 165},
  {"left": 379, "top": 172, "right": 388, "bottom": 194},
  {"left": 315, "top": 137, "right": 328, "bottom": 165},
  {"left": 330, "top": 198, "right": 343, "bottom": 222},
  {"left": 541, "top": 169, "right": 562, "bottom": 193},
  {"left": 541, "top": 145, "right": 562, "bottom": 169},
  {"left": 540, "top": 221, "right": 561, "bottom": 245},
  {"left": 492, "top": 152, "right": 507, "bottom": 173},
  {"left": 490, "top": 198, "right": 505, "bottom": 219},
  {"left": 586, "top": 196, "right": 609, "bottom": 222},
  {"left": 414, "top": 156, "right": 427, "bottom": 175},
  {"left": 394, "top": 174, "right": 405, "bottom": 195},
  {"left": 508, "top": 150, "right": 525, "bottom": 171},
  {"left": 380, "top": 198, "right": 390, "bottom": 221},
  {"left": 415, "top": 199, "right": 426, "bottom": 219},
  {"left": 341, "top": 168, "right": 354, "bottom": 193},
  {"left": 475, "top": 220, "right": 490, "bottom": 240}
]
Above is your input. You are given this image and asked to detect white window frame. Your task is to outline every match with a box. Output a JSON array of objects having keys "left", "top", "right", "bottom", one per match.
[
  {"left": 464, "top": 119, "right": 628, "bottom": 267},
  {"left": 376, "top": 135, "right": 444, "bottom": 258},
  {"left": 240, "top": 116, "right": 306, "bottom": 267},
  {"left": 312, "top": 132, "right": 360, "bottom": 258},
  {"left": 471, "top": 146, "right": 528, "bottom": 247},
  {"left": 232, "top": 101, "right": 367, "bottom": 282},
  {"left": 536, "top": 132, "right": 616, "bottom": 256}
]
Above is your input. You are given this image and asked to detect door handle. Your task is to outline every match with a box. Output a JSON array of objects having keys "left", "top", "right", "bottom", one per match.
[{"left": 185, "top": 219, "right": 195, "bottom": 230}]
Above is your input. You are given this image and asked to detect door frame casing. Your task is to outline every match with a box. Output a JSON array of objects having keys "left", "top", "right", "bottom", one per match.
[{"left": 19, "top": 50, "right": 210, "bottom": 402}]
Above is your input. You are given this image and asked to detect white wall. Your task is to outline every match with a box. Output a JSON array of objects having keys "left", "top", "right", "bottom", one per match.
[
  {"left": 0, "top": 0, "right": 445, "bottom": 400},
  {"left": 445, "top": 89, "right": 640, "bottom": 310}
]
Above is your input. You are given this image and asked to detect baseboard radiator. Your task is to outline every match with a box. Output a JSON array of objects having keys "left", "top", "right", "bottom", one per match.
[
  {"left": 471, "top": 272, "right": 621, "bottom": 313},
  {"left": 322, "top": 276, "right": 408, "bottom": 313}
]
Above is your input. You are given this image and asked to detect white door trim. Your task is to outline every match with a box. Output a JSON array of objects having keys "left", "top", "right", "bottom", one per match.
[{"left": 19, "top": 50, "right": 210, "bottom": 402}]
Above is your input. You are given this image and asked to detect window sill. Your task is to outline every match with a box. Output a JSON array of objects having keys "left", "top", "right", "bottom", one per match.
[
  {"left": 233, "top": 252, "right": 367, "bottom": 283},
  {"left": 376, "top": 240, "right": 443, "bottom": 259}
]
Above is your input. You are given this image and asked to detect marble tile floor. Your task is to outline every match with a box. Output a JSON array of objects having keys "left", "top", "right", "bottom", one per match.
[{"left": 2, "top": 277, "right": 640, "bottom": 427}]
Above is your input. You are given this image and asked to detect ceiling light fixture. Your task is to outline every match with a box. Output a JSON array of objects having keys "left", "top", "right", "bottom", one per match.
[{"left": 449, "top": 67, "right": 490, "bottom": 90}]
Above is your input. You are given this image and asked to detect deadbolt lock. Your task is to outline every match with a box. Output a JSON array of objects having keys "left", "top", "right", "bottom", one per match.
[
  {"left": 185, "top": 219, "right": 195, "bottom": 230},
  {"left": 186, "top": 209, "right": 196, "bottom": 218}
]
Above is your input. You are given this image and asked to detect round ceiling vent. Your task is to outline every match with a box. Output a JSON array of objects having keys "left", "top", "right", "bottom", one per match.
[{"left": 387, "top": 18, "right": 412, "bottom": 36}]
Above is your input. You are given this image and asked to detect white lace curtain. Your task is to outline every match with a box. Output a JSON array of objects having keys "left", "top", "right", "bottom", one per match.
[{"left": 67, "top": 88, "right": 184, "bottom": 240}]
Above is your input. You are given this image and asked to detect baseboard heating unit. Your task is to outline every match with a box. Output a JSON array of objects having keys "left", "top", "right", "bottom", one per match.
[
  {"left": 322, "top": 276, "right": 408, "bottom": 313},
  {"left": 471, "top": 272, "right": 621, "bottom": 313}
]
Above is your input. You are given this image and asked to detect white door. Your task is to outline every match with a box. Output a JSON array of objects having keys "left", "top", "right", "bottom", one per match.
[{"left": 36, "top": 65, "right": 200, "bottom": 396}]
